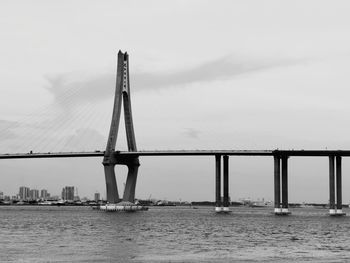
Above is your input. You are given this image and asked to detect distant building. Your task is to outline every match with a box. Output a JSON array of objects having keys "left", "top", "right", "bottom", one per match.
[
  {"left": 62, "top": 186, "right": 74, "bottom": 201},
  {"left": 19, "top": 186, "right": 30, "bottom": 200},
  {"left": 61, "top": 188, "right": 65, "bottom": 200},
  {"left": 4, "top": 196, "right": 10, "bottom": 201},
  {"left": 94, "top": 192, "right": 100, "bottom": 202},
  {"left": 40, "top": 189, "right": 49, "bottom": 200},
  {"left": 29, "top": 189, "right": 39, "bottom": 200},
  {"left": 0, "top": 191, "right": 3, "bottom": 200}
]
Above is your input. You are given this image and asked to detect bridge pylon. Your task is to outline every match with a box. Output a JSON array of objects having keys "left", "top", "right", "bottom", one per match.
[{"left": 102, "top": 50, "right": 140, "bottom": 204}]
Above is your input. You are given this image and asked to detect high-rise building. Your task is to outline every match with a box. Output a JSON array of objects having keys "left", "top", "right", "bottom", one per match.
[
  {"left": 62, "top": 186, "right": 74, "bottom": 201},
  {"left": 61, "top": 188, "right": 65, "bottom": 200},
  {"left": 74, "top": 187, "right": 80, "bottom": 201},
  {"left": 40, "top": 189, "right": 49, "bottom": 200},
  {"left": 0, "top": 191, "right": 3, "bottom": 200},
  {"left": 19, "top": 186, "right": 30, "bottom": 200},
  {"left": 94, "top": 192, "right": 100, "bottom": 202},
  {"left": 29, "top": 189, "right": 39, "bottom": 200}
]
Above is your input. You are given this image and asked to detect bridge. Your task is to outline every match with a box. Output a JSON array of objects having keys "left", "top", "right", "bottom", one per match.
[
  {"left": 0, "top": 51, "right": 347, "bottom": 215},
  {"left": 4, "top": 149, "right": 350, "bottom": 158}
]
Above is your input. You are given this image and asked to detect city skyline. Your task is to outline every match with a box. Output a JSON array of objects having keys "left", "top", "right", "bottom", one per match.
[{"left": 0, "top": 185, "right": 102, "bottom": 201}]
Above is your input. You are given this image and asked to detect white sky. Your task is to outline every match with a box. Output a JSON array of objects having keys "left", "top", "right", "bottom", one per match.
[{"left": 1, "top": 0, "right": 350, "bottom": 202}]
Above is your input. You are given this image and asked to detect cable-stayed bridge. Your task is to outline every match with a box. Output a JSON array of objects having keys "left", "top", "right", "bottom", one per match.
[{"left": 0, "top": 51, "right": 347, "bottom": 216}]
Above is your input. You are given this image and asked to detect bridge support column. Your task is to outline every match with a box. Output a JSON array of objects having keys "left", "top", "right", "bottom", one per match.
[
  {"left": 122, "top": 158, "right": 140, "bottom": 203},
  {"left": 215, "top": 155, "right": 222, "bottom": 212},
  {"left": 281, "top": 155, "right": 289, "bottom": 214},
  {"left": 223, "top": 155, "right": 230, "bottom": 212},
  {"left": 334, "top": 156, "right": 345, "bottom": 216},
  {"left": 103, "top": 164, "right": 119, "bottom": 203},
  {"left": 274, "top": 154, "right": 290, "bottom": 215},
  {"left": 274, "top": 155, "right": 281, "bottom": 214},
  {"left": 329, "top": 156, "right": 336, "bottom": 215}
]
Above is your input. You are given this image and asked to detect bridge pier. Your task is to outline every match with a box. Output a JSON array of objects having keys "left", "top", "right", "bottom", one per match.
[
  {"left": 274, "top": 155, "right": 281, "bottom": 213},
  {"left": 329, "top": 156, "right": 336, "bottom": 215},
  {"left": 103, "top": 164, "right": 120, "bottom": 203},
  {"left": 223, "top": 155, "right": 230, "bottom": 212},
  {"left": 215, "top": 155, "right": 230, "bottom": 213},
  {"left": 281, "top": 155, "right": 289, "bottom": 214},
  {"left": 122, "top": 159, "right": 140, "bottom": 203},
  {"left": 329, "top": 156, "right": 345, "bottom": 216},
  {"left": 274, "top": 154, "right": 290, "bottom": 215},
  {"left": 215, "top": 155, "right": 222, "bottom": 212},
  {"left": 334, "top": 156, "right": 345, "bottom": 216}
]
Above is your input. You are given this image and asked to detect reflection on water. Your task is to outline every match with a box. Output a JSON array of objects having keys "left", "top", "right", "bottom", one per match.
[{"left": 1, "top": 206, "right": 350, "bottom": 262}]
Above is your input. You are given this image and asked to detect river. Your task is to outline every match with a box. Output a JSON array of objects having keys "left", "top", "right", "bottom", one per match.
[{"left": 1, "top": 205, "right": 349, "bottom": 262}]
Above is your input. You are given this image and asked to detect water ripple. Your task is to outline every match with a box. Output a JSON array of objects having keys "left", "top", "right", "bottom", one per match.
[{"left": 1, "top": 206, "right": 350, "bottom": 262}]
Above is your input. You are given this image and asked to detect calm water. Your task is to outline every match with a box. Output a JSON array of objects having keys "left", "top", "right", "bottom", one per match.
[{"left": 1, "top": 206, "right": 350, "bottom": 262}]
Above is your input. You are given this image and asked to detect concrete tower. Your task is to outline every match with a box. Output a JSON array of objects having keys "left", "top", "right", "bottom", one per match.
[{"left": 103, "top": 51, "right": 140, "bottom": 204}]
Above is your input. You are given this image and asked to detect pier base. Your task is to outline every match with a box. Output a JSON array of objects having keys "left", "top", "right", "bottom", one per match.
[
  {"left": 99, "top": 201, "right": 148, "bottom": 212},
  {"left": 329, "top": 209, "right": 346, "bottom": 216},
  {"left": 274, "top": 208, "right": 281, "bottom": 213},
  {"left": 274, "top": 208, "right": 291, "bottom": 215},
  {"left": 215, "top": 207, "right": 223, "bottom": 212},
  {"left": 215, "top": 207, "right": 231, "bottom": 214},
  {"left": 329, "top": 209, "right": 336, "bottom": 215},
  {"left": 223, "top": 207, "right": 230, "bottom": 212}
]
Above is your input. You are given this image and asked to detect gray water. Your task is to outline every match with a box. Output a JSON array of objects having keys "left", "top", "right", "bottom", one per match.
[{"left": 1, "top": 206, "right": 350, "bottom": 262}]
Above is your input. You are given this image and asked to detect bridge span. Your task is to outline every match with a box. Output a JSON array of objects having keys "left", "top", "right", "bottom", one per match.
[
  {"left": 117, "top": 149, "right": 350, "bottom": 157},
  {"left": 3, "top": 149, "right": 350, "bottom": 159}
]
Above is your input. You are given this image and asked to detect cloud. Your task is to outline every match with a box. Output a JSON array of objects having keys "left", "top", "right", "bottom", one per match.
[
  {"left": 44, "top": 73, "right": 115, "bottom": 109},
  {"left": 43, "top": 54, "right": 304, "bottom": 108},
  {"left": 183, "top": 128, "right": 201, "bottom": 139},
  {"left": 133, "top": 55, "right": 303, "bottom": 91}
]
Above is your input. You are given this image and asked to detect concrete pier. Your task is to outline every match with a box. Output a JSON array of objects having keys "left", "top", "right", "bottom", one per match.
[
  {"left": 274, "top": 155, "right": 290, "bottom": 215},
  {"left": 334, "top": 156, "right": 345, "bottom": 216},
  {"left": 214, "top": 155, "right": 230, "bottom": 213},
  {"left": 103, "top": 164, "right": 119, "bottom": 203},
  {"left": 223, "top": 155, "right": 230, "bottom": 212},
  {"left": 274, "top": 155, "right": 281, "bottom": 214},
  {"left": 122, "top": 162, "right": 140, "bottom": 202},
  {"left": 215, "top": 154, "right": 222, "bottom": 212},
  {"left": 329, "top": 156, "right": 336, "bottom": 215},
  {"left": 281, "top": 156, "right": 289, "bottom": 213}
]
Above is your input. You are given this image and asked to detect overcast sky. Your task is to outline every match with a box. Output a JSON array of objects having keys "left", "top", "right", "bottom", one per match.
[{"left": 1, "top": 0, "right": 350, "bottom": 203}]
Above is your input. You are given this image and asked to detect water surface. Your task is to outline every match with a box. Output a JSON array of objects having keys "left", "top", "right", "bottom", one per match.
[{"left": 1, "top": 206, "right": 349, "bottom": 262}]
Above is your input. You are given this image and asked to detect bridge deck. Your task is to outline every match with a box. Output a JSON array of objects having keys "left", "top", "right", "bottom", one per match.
[
  {"left": 117, "top": 150, "right": 350, "bottom": 157},
  {"left": 1, "top": 150, "right": 350, "bottom": 159},
  {"left": 0, "top": 152, "right": 105, "bottom": 159}
]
